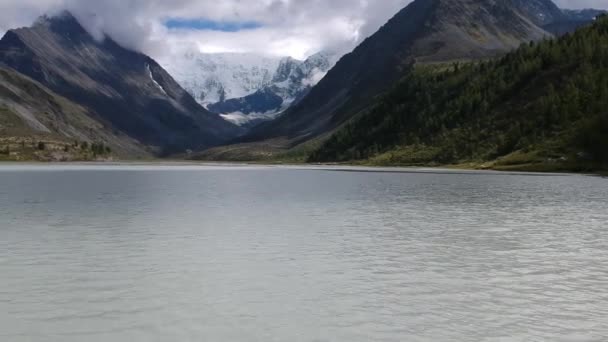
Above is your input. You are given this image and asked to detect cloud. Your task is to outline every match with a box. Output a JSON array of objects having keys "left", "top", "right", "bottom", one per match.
[
  {"left": 0, "top": 0, "right": 414, "bottom": 59},
  {"left": 164, "top": 19, "right": 263, "bottom": 32},
  {"left": 1, "top": 0, "right": 607, "bottom": 60},
  {"left": 302, "top": 68, "right": 329, "bottom": 87}
]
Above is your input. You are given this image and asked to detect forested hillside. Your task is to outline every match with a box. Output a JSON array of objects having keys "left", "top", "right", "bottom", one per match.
[{"left": 309, "top": 16, "right": 608, "bottom": 171}]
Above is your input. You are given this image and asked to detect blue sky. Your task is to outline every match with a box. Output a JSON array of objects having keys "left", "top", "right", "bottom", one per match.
[{"left": 165, "top": 19, "right": 262, "bottom": 32}]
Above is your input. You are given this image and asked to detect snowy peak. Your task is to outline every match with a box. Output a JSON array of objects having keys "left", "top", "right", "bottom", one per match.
[
  {"left": 277, "top": 52, "right": 333, "bottom": 86},
  {"left": 207, "top": 51, "right": 337, "bottom": 126},
  {"left": 162, "top": 50, "right": 338, "bottom": 126},
  {"left": 273, "top": 57, "right": 301, "bottom": 84},
  {"left": 300, "top": 51, "right": 335, "bottom": 85},
  {"left": 160, "top": 52, "right": 282, "bottom": 106},
  {"left": 270, "top": 52, "right": 336, "bottom": 100}
]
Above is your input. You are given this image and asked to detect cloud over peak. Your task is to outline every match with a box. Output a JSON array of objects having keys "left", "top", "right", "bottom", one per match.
[{"left": 1, "top": 0, "right": 607, "bottom": 60}]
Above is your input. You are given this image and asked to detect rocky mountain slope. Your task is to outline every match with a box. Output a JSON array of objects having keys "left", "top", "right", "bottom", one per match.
[
  {"left": 1, "top": 66, "right": 148, "bottom": 161},
  {"left": 511, "top": 0, "right": 606, "bottom": 33},
  {"left": 0, "top": 12, "right": 241, "bottom": 155},
  {"left": 511, "top": 0, "right": 566, "bottom": 26},
  {"left": 162, "top": 51, "right": 336, "bottom": 126}
]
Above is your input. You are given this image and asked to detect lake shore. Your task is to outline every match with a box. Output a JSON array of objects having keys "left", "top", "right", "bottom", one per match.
[{"left": 1, "top": 159, "right": 601, "bottom": 177}]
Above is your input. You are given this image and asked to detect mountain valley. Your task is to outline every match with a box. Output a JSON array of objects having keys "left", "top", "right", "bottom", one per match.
[
  {"left": 0, "top": 0, "right": 606, "bottom": 170},
  {"left": 194, "top": 0, "right": 607, "bottom": 172}
]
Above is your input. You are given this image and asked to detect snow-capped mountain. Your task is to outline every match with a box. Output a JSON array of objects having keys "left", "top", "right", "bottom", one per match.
[
  {"left": 160, "top": 52, "right": 282, "bottom": 106},
  {"left": 270, "top": 52, "right": 335, "bottom": 105},
  {"left": 208, "top": 51, "right": 336, "bottom": 126},
  {"left": 160, "top": 51, "right": 337, "bottom": 126}
]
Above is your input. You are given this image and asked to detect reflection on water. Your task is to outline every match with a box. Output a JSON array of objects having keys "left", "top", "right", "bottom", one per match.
[{"left": 1, "top": 165, "right": 607, "bottom": 341}]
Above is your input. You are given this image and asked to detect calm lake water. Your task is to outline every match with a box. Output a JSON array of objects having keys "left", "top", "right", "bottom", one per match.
[{"left": 1, "top": 164, "right": 607, "bottom": 341}]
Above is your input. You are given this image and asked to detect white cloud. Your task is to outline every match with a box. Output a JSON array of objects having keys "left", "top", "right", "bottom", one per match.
[
  {"left": 220, "top": 111, "right": 281, "bottom": 126},
  {"left": 0, "top": 0, "right": 411, "bottom": 60},
  {"left": 1, "top": 0, "right": 607, "bottom": 60},
  {"left": 302, "top": 68, "right": 329, "bottom": 87}
]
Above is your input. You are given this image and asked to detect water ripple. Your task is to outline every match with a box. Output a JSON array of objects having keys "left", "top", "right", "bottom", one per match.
[{"left": 1, "top": 165, "right": 607, "bottom": 341}]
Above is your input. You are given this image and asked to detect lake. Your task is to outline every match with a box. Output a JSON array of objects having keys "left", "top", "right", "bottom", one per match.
[{"left": 1, "top": 164, "right": 607, "bottom": 341}]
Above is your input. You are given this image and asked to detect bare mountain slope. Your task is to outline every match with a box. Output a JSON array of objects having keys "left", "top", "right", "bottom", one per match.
[
  {"left": 0, "top": 12, "right": 242, "bottom": 155},
  {"left": 0, "top": 66, "right": 149, "bottom": 160}
]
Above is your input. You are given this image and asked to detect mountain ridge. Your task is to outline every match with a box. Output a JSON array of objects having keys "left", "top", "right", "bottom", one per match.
[
  {"left": 207, "top": 51, "right": 336, "bottom": 126},
  {"left": 161, "top": 51, "right": 336, "bottom": 126},
  {"left": 0, "top": 12, "right": 241, "bottom": 155},
  {"left": 237, "top": 0, "right": 553, "bottom": 147}
]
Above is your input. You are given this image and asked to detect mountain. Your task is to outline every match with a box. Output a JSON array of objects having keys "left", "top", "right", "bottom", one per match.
[
  {"left": 162, "top": 51, "right": 336, "bottom": 126},
  {"left": 563, "top": 9, "right": 607, "bottom": 22},
  {"left": 1, "top": 66, "right": 148, "bottom": 161},
  {"left": 309, "top": 15, "right": 608, "bottom": 171},
  {"left": 257, "top": 52, "right": 335, "bottom": 109},
  {"left": 511, "top": 0, "right": 606, "bottom": 35},
  {"left": 544, "top": 8, "right": 607, "bottom": 35},
  {"left": 160, "top": 52, "right": 282, "bottom": 106},
  {"left": 207, "top": 52, "right": 336, "bottom": 126},
  {"left": 208, "top": 88, "right": 284, "bottom": 127},
  {"left": 237, "top": 0, "right": 551, "bottom": 151},
  {"left": 0, "top": 12, "right": 241, "bottom": 155}
]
